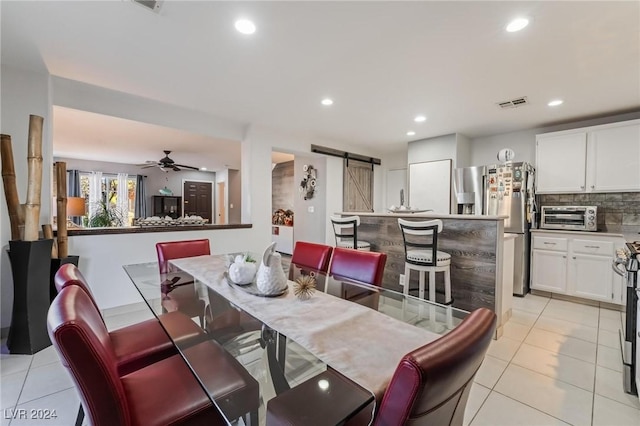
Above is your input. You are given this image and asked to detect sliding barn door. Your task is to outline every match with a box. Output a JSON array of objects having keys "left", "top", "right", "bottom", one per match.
[{"left": 343, "top": 159, "right": 373, "bottom": 212}]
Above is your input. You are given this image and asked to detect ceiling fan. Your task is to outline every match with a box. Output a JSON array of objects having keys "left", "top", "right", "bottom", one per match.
[{"left": 138, "top": 150, "right": 199, "bottom": 172}]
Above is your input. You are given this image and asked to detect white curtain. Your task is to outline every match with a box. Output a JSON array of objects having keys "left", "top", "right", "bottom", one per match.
[
  {"left": 88, "top": 171, "right": 103, "bottom": 219},
  {"left": 117, "top": 173, "right": 129, "bottom": 225}
]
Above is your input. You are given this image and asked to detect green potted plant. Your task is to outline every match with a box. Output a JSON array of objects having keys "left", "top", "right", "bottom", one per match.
[{"left": 88, "top": 197, "right": 124, "bottom": 227}]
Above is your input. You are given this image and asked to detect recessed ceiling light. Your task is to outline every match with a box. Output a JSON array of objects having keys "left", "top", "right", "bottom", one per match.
[
  {"left": 548, "top": 99, "right": 564, "bottom": 107},
  {"left": 321, "top": 98, "right": 334, "bottom": 106},
  {"left": 200, "top": 167, "right": 207, "bottom": 171},
  {"left": 506, "top": 18, "right": 529, "bottom": 32},
  {"left": 406, "top": 131, "right": 416, "bottom": 136},
  {"left": 235, "top": 19, "right": 256, "bottom": 35},
  {"left": 414, "top": 115, "right": 426, "bottom": 123}
]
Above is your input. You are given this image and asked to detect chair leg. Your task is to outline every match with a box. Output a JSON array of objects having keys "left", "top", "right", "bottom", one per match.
[
  {"left": 244, "top": 408, "right": 259, "bottom": 426},
  {"left": 444, "top": 267, "right": 452, "bottom": 304},
  {"left": 418, "top": 271, "right": 425, "bottom": 300},
  {"left": 428, "top": 270, "right": 436, "bottom": 303},
  {"left": 403, "top": 264, "right": 410, "bottom": 295},
  {"left": 75, "top": 404, "right": 84, "bottom": 426}
]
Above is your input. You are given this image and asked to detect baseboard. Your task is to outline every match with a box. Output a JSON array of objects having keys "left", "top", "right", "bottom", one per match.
[{"left": 530, "top": 289, "right": 624, "bottom": 311}]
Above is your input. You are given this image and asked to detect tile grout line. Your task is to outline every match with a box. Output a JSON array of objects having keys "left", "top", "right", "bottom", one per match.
[{"left": 471, "top": 297, "right": 561, "bottom": 425}]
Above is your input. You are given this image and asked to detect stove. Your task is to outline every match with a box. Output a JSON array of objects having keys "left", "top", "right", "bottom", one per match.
[{"left": 617, "top": 242, "right": 639, "bottom": 397}]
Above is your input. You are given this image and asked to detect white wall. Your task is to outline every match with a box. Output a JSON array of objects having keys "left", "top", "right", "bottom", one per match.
[
  {"left": 407, "top": 133, "right": 457, "bottom": 165},
  {"left": 68, "top": 228, "right": 255, "bottom": 309},
  {"left": 293, "top": 154, "right": 327, "bottom": 244},
  {"left": 1, "top": 65, "right": 53, "bottom": 329},
  {"left": 52, "top": 77, "right": 246, "bottom": 142}
]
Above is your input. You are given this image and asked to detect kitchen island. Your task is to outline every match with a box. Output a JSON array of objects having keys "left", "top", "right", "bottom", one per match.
[{"left": 337, "top": 212, "right": 510, "bottom": 335}]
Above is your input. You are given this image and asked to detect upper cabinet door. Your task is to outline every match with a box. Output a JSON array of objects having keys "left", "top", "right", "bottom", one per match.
[
  {"left": 588, "top": 122, "right": 640, "bottom": 192},
  {"left": 536, "top": 132, "right": 587, "bottom": 193}
]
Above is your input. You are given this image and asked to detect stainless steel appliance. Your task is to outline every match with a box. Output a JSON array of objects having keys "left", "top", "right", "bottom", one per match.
[
  {"left": 613, "top": 243, "right": 638, "bottom": 398},
  {"left": 540, "top": 206, "right": 598, "bottom": 231},
  {"left": 453, "top": 162, "right": 535, "bottom": 296},
  {"left": 453, "top": 166, "right": 486, "bottom": 215}
]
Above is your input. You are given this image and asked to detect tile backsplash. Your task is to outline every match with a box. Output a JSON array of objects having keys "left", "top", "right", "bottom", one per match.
[{"left": 537, "top": 192, "right": 640, "bottom": 226}]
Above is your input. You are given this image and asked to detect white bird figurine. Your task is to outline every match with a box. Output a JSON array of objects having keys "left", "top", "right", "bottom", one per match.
[{"left": 256, "top": 242, "right": 287, "bottom": 295}]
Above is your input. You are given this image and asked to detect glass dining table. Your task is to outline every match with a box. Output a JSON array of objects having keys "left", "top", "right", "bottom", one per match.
[{"left": 123, "top": 254, "right": 469, "bottom": 426}]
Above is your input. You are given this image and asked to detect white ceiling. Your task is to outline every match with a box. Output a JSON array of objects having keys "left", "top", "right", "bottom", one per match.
[{"left": 2, "top": 1, "right": 639, "bottom": 164}]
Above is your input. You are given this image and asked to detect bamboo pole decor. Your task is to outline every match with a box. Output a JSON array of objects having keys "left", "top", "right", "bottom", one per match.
[
  {"left": 42, "top": 224, "right": 58, "bottom": 259},
  {"left": 0, "top": 134, "right": 24, "bottom": 240},
  {"left": 23, "top": 115, "right": 44, "bottom": 241},
  {"left": 55, "top": 161, "right": 68, "bottom": 259}
]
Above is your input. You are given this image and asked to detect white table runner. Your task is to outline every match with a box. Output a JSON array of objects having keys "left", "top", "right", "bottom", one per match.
[{"left": 171, "top": 255, "right": 441, "bottom": 399}]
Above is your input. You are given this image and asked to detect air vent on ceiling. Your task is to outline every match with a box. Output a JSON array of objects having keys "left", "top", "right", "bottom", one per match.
[
  {"left": 131, "top": 0, "right": 163, "bottom": 13},
  {"left": 497, "top": 96, "right": 529, "bottom": 109}
]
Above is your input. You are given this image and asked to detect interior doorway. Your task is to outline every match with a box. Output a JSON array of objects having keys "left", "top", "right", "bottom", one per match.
[
  {"left": 216, "top": 182, "right": 226, "bottom": 224},
  {"left": 183, "top": 180, "right": 213, "bottom": 223}
]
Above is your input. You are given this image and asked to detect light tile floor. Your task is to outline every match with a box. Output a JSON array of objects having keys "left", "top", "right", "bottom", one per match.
[{"left": 1, "top": 293, "right": 639, "bottom": 425}]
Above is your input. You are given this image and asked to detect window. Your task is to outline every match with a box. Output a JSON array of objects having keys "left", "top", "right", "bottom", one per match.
[{"left": 79, "top": 173, "right": 137, "bottom": 226}]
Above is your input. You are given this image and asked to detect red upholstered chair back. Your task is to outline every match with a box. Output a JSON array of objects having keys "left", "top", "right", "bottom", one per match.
[
  {"left": 54, "top": 264, "right": 101, "bottom": 314},
  {"left": 329, "top": 248, "right": 387, "bottom": 286},
  {"left": 156, "top": 239, "right": 211, "bottom": 273},
  {"left": 291, "top": 241, "right": 333, "bottom": 273},
  {"left": 48, "top": 286, "right": 129, "bottom": 426},
  {"left": 374, "top": 308, "right": 496, "bottom": 426}
]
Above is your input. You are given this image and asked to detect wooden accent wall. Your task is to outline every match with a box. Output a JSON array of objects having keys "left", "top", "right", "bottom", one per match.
[{"left": 356, "top": 215, "right": 501, "bottom": 312}]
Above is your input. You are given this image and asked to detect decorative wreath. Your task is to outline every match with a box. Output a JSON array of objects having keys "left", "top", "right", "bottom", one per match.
[{"left": 299, "top": 164, "right": 317, "bottom": 200}]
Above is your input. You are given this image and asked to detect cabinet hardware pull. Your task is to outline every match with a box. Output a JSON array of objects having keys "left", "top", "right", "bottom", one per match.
[
  {"left": 584, "top": 245, "right": 600, "bottom": 249},
  {"left": 543, "top": 242, "right": 556, "bottom": 245},
  {"left": 572, "top": 256, "right": 576, "bottom": 259},
  {"left": 580, "top": 185, "right": 585, "bottom": 189},
  {"left": 591, "top": 185, "right": 595, "bottom": 189},
  {"left": 562, "top": 255, "right": 567, "bottom": 258}
]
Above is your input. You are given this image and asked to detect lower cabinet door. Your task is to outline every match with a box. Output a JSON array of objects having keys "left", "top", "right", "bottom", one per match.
[
  {"left": 532, "top": 250, "right": 568, "bottom": 293},
  {"left": 571, "top": 254, "right": 614, "bottom": 302}
]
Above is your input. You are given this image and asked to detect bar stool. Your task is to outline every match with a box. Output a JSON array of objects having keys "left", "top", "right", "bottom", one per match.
[
  {"left": 398, "top": 218, "right": 452, "bottom": 304},
  {"left": 329, "top": 215, "right": 371, "bottom": 251}
]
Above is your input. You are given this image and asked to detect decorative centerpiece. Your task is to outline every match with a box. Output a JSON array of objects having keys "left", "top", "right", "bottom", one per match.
[
  {"left": 228, "top": 253, "right": 257, "bottom": 285},
  {"left": 293, "top": 274, "right": 316, "bottom": 300},
  {"left": 256, "top": 242, "right": 287, "bottom": 295}
]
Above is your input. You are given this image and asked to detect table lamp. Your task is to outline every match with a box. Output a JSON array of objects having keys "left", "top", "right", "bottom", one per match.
[{"left": 67, "top": 197, "right": 86, "bottom": 227}]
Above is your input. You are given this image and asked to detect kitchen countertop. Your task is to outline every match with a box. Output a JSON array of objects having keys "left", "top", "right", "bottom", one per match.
[
  {"left": 531, "top": 226, "right": 640, "bottom": 243},
  {"left": 337, "top": 212, "right": 508, "bottom": 221}
]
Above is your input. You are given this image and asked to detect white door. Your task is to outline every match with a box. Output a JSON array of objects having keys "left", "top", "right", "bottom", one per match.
[
  {"left": 536, "top": 132, "right": 587, "bottom": 193},
  {"left": 589, "top": 123, "right": 640, "bottom": 192},
  {"left": 532, "top": 250, "right": 568, "bottom": 293}
]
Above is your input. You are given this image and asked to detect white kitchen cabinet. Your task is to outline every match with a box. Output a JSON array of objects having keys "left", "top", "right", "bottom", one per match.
[
  {"left": 536, "top": 119, "right": 640, "bottom": 194},
  {"left": 536, "top": 132, "right": 587, "bottom": 193},
  {"left": 588, "top": 122, "right": 640, "bottom": 192},
  {"left": 571, "top": 254, "right": 614, "bottom": 302},
  {"left": 532, "top": 249, "right": 568, "bottom": 293},
  {"left": 531, "top": 231, "right": 624, "bottom": 304}
]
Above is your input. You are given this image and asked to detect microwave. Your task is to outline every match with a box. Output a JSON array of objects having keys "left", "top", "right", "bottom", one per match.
[{"left": 540, "top": 206, "right": 598, "bottom": 231}]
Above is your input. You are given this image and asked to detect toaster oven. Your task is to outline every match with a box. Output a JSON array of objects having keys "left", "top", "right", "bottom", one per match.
[{"left": 540, "top": 206, "right": 598, "bottom": 231}]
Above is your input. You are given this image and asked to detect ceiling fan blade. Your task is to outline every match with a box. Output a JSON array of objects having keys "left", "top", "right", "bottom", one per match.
[
  {"left": 174, "top": 164, "right": 200, "bottom": 171},
  {"left": 140, "top": 164, "right": 158, "bottom": 169}
]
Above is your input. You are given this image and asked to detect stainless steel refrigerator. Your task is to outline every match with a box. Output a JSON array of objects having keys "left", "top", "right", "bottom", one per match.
[{"left": 453, "top": 162, "right": 535, "bottom": 296}]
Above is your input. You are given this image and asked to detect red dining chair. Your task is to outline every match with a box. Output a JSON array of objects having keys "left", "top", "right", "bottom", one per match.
[
  {"left": 54, "top": 264, "right": 205, "bottom": 376},
  {"left": 156, "top": 239, "right": 211, "bottom": 274},
  {"left": 156, "top": 239, "right": 210, "bottom": 326},
  {"left": 374, "top": 308, "right": 496, "bottom": 426},
  {"left": 290, "top": 241, "right": 333, "bottom": 277},
  {"left": 49, "top": 285, "right": 260, "bottom": 426},
  {"left": 329, "top": 247, "right": 387, "bottom": 286},
  {"left": 329, "top": 248, "right": 387, "bottom": 310},
  {"left": 264, "top": 308, "right": 496, "bottom": 426}
]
